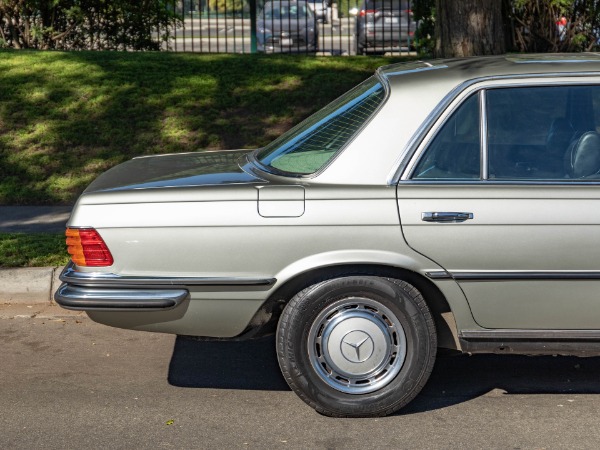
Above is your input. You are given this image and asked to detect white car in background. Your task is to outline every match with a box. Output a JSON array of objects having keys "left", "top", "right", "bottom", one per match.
[{"left": 307, "top": 0, "right": 330, "bottom": 23}]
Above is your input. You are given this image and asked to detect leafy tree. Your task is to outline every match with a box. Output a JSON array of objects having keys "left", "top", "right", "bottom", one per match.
[
  {"left": 510, "top": 0, "right": 600, "bottom": 52},
  {"left": 413, "top": 0, "right": 600, "bottom": 57},
  {"left": 207, "top": 0, "right": 246, "bottom": 14},
  {"left": 0, "top": 0, "right": 181, "bottom": 50},
  {"left": 412, "top": 0, "right": 435, "bottom": 56}
]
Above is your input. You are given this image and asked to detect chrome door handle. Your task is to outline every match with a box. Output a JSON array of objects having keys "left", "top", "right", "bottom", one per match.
[{"left": 421, "top": 212, "right": 474, "bottom": 223}]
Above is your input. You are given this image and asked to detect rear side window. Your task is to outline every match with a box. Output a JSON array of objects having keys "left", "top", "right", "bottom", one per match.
[
  {"left": 410, "top": 84, "right": 600, "bottom": 182},
  {"left": 256, "top": 76, "right": 386, "bottom": 175},
  {"left": 412, "top": 93, "right": 481, "bottom": 180}
]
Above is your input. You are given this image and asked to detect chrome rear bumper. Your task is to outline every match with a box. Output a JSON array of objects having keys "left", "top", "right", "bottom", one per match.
[
  {"left": 54, "top": 262, "right": 191, "bottom": 311},
  {"left": 54, "top": 284, "right": 189, "bottom": 311},
  {"left": 54, "top": 262, "right": 276, "bottom": 311}
]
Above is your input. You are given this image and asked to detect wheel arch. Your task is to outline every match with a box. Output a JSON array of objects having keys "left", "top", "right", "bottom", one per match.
[{"left": 241, "top": 262, "right": 461, "bottom": 351}]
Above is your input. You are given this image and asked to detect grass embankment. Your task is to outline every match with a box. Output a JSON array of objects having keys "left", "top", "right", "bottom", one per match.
[
  {"left": 0, "top": 233, "right": 69, "bottom": 267},
  {"left": 0, "top": 50, "right": 410, "bottom": 205},
  {"left": 0, "top": 50, "right": 412, "bottom": 266}
]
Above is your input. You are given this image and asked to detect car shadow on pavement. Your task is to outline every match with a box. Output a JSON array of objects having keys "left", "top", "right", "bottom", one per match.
[
  {"left": 401, "top": 352, "right": 600, "bottom": 415},
  {"left": 168, "top": 335, "right": 600, "bottom": 413},
  {"left": 168, "top": 335, "right": 290, "bottom": 391}
]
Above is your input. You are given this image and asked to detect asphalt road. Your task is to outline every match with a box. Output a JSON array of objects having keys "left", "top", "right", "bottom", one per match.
[{"left": 3, "top": 309, "right": 600, "bottom": 449}]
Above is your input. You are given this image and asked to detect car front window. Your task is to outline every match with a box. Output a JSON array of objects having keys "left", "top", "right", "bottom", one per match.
[
  {"left": 255, "top": 76, "right": 386, "bottom": 175},
  {"left": 487, "top": 85, "right": 600, "bottom": 180}
]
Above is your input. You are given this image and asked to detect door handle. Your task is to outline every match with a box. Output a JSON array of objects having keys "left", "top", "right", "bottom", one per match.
[{"left": 421, "top": 212, "right": 474, "bottom": 223}]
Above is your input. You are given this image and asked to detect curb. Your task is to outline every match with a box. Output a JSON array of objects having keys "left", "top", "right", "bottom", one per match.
[{"left": 0, "top": 266, "right": 62, "bottom": 305}]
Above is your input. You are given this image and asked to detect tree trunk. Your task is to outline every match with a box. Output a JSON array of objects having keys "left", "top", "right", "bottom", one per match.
[{"left": 435, "top": 0, "right": 505, "bottom": 57}]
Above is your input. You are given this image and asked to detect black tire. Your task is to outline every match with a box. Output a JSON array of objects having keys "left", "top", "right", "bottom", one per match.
[{"left": 276, "top": 276, "right": 437, "bottom": 417}]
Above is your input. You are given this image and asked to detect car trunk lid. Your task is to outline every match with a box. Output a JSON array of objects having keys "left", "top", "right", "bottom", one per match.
[{"left": 83, "top": 149, "right": 264, "bottom": 194}]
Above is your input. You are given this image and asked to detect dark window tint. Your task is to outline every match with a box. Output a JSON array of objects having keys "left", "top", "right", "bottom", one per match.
[
  {"left": 488, "top": 86, "right": 600, "bottom": 180},
  {"left": 365, "top": 0, "right": 408, "bottom": 10},
  {"left": 412, "top": 93, "right": 481, "bottom": 180}
]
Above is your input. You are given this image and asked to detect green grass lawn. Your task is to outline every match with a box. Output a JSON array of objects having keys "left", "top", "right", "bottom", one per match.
[
  {"left": 0, "top": 233, "right": 68, "bottom": 267},
  {"left": 0, "top": 50, "right": 413, "bottom": 267},
  {"left": 0, "top": 50, "right": 412, "bottom": 205}
]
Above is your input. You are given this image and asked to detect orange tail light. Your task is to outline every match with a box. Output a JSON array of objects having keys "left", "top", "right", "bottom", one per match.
[{"left": 66, "top": 228, "right": 114, "bottom": 267}]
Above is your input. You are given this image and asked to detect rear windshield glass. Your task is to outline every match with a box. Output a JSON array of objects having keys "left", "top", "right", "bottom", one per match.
[
  {"left": 365, "top": 0, "right": 408, "bottom": 10},
  {"left": 262, "top": 3, "right": 312, "bottom": 19},
  {"left": 255, "top": 76, "right": 386, "bottom": 175}
]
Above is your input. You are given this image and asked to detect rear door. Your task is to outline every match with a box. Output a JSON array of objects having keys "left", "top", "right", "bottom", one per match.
[{"left": 397, "top": 79, "right": 600, "bottom": 330}]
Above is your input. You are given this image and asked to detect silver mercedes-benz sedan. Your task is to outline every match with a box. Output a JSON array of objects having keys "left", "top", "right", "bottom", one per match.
[{"left": 56, "top": 54, "right": 600, "bottom": 417}]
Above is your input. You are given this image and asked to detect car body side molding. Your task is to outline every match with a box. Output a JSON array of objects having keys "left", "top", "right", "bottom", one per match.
[
  {"left": 460, "top": 329, "right": 600, "bottom": 356},
  {"left": 427, "top": 270, "right": 600, "bottom": 281},
  {"left": 60, "top": 262, "right": 277, "bottom": 288}
]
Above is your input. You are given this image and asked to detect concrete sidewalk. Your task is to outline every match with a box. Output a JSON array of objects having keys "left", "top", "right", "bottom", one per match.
[{"left": 0, "top": 206, "right": 72, "bottom": 311}]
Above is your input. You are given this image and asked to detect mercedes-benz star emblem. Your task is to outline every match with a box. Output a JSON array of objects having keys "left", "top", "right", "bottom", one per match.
[{"left": 340, "top": 330, "right": 374, "bottom": 363}]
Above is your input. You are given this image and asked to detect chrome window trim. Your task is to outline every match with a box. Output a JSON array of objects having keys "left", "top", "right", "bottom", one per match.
[
  {"left": 377, "top": 63, "right": 449, "bottom": 78},
  {"left": 60, "top": 262, "right": 276, "bottom": 288},
  {"left": 480, "top": 90, "right": 488, "bottom": 180},
  {"left": 388, "top": 84, "right": 463, "bottom": 184},
  {"left": 391, "top": 72, "right": 600, "bottom": 185},
  {"left": 400, "top": 85, "right": 483, "bottom": 182},
  {"left": 397, "top": 179, "right": 600, "bottom": 186}
]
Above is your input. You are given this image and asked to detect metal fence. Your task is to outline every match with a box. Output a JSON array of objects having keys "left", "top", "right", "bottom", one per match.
[{"left": 165, "top": 0, "right": 415, "bottom": 55}]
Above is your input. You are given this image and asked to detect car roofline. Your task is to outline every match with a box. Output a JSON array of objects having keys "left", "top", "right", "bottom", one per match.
[{"left": 386, "top": 69, "right": 600, "bottom": 185}]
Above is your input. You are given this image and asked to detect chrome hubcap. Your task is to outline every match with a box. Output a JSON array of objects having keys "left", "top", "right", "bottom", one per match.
[{"left": 308, "top": 297, "right": 407, "bottom": 394}]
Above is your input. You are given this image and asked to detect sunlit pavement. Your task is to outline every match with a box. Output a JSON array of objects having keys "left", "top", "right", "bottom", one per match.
[{"left": 2, "top": 311, "right": 600, "bottom": 449}]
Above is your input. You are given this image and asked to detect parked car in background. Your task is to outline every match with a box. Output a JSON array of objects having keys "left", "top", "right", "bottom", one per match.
[
  {"left": 56, "top": 54, "right": 600, "bottom": 417},
  {"left": 307, "top": 0, "right": 330, "bottom": 23},
  {"left": 257, "top": 0, "right": 318, "bottom": 53},
  {"left": 354, "top": 0, "right": 413, "bottom": 54}
]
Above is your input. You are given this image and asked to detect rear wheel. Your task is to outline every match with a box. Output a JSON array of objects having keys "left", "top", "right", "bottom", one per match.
[{"left": 276, "top": 276, "right": 437, "bottom": 417}]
